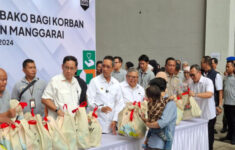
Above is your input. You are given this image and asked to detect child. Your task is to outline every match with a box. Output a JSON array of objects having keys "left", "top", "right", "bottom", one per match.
[{"left": 141, "top": 84, "right": 173, "bottom": 150}]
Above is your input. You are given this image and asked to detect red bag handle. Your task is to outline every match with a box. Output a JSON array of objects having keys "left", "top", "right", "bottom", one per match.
[
  {"left": 130, "top": 109, "right": 134, "bottom": 121},
  {"left": 19, "top": 102, "right": 28, "bottom": 109},
  {"left": 72, "top": 101, "right": 88, "bottom": 113},
  {"left": 0, "top": 123, "right": 16, "bottom": 129},
  {"left": 63, "top": 104, "right": 68, "bottom": 110},
  {"left": 80, "top": 101, "right": 87, "bottom": 107},
  {"left": 92, "top": 107, "right": 98, "bottom": 118},
  {"left": 28, "top": 120, "right": 37, "bottom": 125},
  {"left": 15, "top": 120, "right": 21, "bottom": 124},
  {"left": 31, "top": 108, "right": 35, "bottom": 117},
  {"left": 177, "top": 88, "right": 190, "bottom": 100},
  {"left": 0, "top": 123, "right": 9, "bottom": 129}
]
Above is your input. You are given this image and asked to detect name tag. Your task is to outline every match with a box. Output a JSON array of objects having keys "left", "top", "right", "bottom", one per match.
[{"left": 30, "top": 99, "right": 36, "bottom": 109}]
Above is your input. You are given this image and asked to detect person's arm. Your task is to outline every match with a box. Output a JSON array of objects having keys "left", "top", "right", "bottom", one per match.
[
  {"left": 189, "top": 78, "right": 214, "bottom": 99},
  {"left": 189, "top": 91, "right": 213, "bottom": 99},
  {"left": 215, "top": 74, "right": 223, "bottom": 114},
  {"left": 113, "top": 84, "right": 124, "bottom": 122},
  {"left": 0, "top": 117, "right": 13, "bottom": 124},
  {"left": 11, "top": 83, "right": 20, "bottom": 100},
  {"left": 41, "top": 80, "right": 64, "bottom": 116},
  {"left": 0, "top": 108, "right": 16, "bottom": 118},
  {"left": 218, "top": 90, "right": 223, "bottom": 107},
  {"left": 111, "top": 84, "right": 124, "bottom": 134}
]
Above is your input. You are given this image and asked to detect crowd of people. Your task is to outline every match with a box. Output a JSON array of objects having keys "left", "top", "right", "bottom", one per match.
[{"left": 0, "top": 54, "right": 235, "bottom": 150}]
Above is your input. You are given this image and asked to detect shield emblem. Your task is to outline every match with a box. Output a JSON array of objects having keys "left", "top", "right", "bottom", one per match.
[{"left": 81, "top": 0, "right": 89, "bottom": 11}]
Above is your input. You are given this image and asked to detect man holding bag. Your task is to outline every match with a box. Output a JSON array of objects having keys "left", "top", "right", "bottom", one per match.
[
  {"left": 87, "top": 56, "right": 124, "bottom": 134},
  {"left": 11, "top": 59, "right": 47, "bottom": 116},
  {"left": 188, "top": 64, "right": 216, "bottom": 150},
  {"left": 42, "top": 56, "right": 81, "bottom": 118}
]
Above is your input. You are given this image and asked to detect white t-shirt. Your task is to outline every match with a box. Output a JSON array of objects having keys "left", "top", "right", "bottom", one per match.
[{"left": 189, "top": 76, "right": 216, "bottom": 120}]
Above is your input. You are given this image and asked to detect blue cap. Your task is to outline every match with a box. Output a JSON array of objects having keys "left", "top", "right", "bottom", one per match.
[{"left": 226, "top": 56, "right": 235, "bottom": 61}]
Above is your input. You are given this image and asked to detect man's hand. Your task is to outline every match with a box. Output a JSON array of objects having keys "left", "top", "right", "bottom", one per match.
[
  {"left": 216, "top": 107, "right": 222, "bottom": 115},
  {"left": 101, "top": 106, "right": 112, "bottom": 114},
  {"left": 7, "top": 108, "right": 16, "bottom": 118},
  {"left": 110, "top": 121, "right": 117, "bottom": 135},
  {"left": 189, "top": 91, "right": 195, "bottom": 97},
  {"left": 0, "top": 117, "right": 14, "bottom": 124},
  {"left": 57, "top": 109, "right": 64, "bottom": 117}
]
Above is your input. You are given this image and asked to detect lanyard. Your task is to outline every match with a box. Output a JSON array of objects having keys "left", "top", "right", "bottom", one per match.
[{"left": 28, "top": 82, "right": 35, "bottom": 98}]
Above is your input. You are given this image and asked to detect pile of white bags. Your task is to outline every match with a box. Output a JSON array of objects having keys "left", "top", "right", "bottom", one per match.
[{"left": 0, "top": 100, "right": 102, "bottom": 150}]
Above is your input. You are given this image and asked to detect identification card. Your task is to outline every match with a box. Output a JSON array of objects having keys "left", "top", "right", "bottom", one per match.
[{"left": 30, "top": 99, "right": 36, "bottom": 109}]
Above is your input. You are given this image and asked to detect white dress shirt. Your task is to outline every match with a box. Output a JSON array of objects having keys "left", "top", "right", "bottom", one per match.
[
  {"left": 189, "top": 76, "right": 216, "bottom": 120},
  {"left": 87, "top": 74, "right": 124, "bottom": 133},
  {"left": 203, "top": 72, "right": 223, "bottom": 91},
  {"left": 42, "top": 74, "right": 81, "bottom": 119},
  {"left": 120, "top": 81, "right": 145, "bottom": 103}
]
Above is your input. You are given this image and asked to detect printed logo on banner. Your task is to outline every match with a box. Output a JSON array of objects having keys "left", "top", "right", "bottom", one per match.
[
  {"left": 83, "top": 50, "right": 95, "bottom": 69},
  {"left": 83, "top": 50, "right": 95, "bottom": 84},
  {"left": 81, "top": 0, "right": 89, "bottom": 11}
]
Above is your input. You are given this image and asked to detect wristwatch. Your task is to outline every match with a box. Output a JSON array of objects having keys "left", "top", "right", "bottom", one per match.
[
  {"left": 218, "top": 106, "right": 223, "bottom": 109},
  {"left": 55, "top": 107, "right": 59, "bottom": 113}
]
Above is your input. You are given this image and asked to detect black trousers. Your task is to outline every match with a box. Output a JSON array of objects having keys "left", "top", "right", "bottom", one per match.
[
  {"left": 222, "top": 113, "right": 228, "bottom": 130},
  {"left": 224, "top": 105, "right": 235, "bottom": 140},
  {"left": 208, "top": 117, "right": 216, "bottom": 150}
]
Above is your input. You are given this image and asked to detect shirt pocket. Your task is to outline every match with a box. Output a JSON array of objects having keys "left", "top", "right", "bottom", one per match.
[{"left": 57, "top": 89, "right": 71, "bottom": 103}]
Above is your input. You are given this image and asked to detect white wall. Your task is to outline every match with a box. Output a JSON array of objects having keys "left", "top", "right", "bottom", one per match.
[
  {"left": 205, "top": 0, "right": 235, "bottom": 72},
  {"left": 96, "top": 0, "right": 206, "bottom": 67}
]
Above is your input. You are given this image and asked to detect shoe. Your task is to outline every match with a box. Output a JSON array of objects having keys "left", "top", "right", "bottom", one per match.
[
  {"left": 220, "top": 136, "right": 232, "bottom": 141},
  {"left": 214, "top": 129, "right": 218, "bottom": 134},
  {"left": 220, "top": 128, "right": 227, "bottom": 133}
]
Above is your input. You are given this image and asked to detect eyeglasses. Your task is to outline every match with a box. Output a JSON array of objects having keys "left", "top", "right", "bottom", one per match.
[
  {"left": 127, "top": 75, "right": 138, "bottom": 79},
  {"left": 189, "top": 74, "right": 196, "bottom": 77}
]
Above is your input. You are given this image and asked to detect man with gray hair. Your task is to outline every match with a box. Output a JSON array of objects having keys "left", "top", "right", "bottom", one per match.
[
  {"left": 182, "top": 61, "right": 189, "bottom": 70},
  {"left": 188, "top": 64, "right": 216, "bottom": 150},
  {"left": 120, "top": 67, "right": 145, "bottom": 103}
]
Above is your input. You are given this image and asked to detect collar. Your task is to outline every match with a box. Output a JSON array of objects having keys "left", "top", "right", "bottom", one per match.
[
  {"left": 197, "top": 75, "right": 204, "bottom": 83},
  {"left": 113, "top": 69, "right": 121, "bottom": 73},
  {"left": 139, "top": 69, "right": 149, "bottom": 74},
  {"left": 61, "top": 74, "right": 76, "bottom": 84},
  {"left": 166, "top": 72, "right": 178, "bottom": 78},
  {"left": 100, "top": 74, "right": 115, "bottom": 84},
  {"left": 123, "top": 81, "right": 138, "bottom": 89},
  {"left": 21, "top": 76, "right": 38, "bottom": 84}
]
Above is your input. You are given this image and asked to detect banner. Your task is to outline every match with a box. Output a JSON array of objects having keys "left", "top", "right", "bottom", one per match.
[{"left": 0, "top": 0, "right": 96, "bottom": 91}]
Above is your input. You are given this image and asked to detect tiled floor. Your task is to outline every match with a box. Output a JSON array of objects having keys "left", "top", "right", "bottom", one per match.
[{"left": 214, "top": 112, "right": 235, "bottom": 150}]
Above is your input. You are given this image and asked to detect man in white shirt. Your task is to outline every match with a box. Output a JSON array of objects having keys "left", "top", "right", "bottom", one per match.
[
  {"left": 42, "top": 56, "right": 81, "bottom": 119},
  {"left": 120, "top": 67, "right": 145, "bottom": 103},
  {"left": 188, "top": 64, "right": 216, "bottom": 150},
  {"left": 87, "top": 56, "right": 124, "bottom": 134}
]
